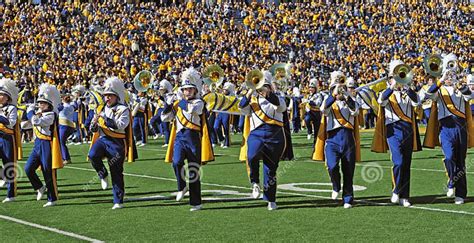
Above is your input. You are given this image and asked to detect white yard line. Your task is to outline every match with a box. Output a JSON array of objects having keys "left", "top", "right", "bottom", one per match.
[
  {"left": 0, "top": 215, "right": 104, "bottom": 243},
  {"left": 62, "top": 165, "right": 474, "bottom": 216}
]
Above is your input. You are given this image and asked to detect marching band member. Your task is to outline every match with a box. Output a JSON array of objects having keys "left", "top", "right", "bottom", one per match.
[
  {"left": 88, "top": 77, "right": 134, "bottom": 209},
  {"left": 312, "top": 71, "right": 360, "bottom": 209},
  {"left": 0, "top": 78, "right": 21, "bottom": 203},
  {"left": 419, "top": 78, "right": 434, "bottom": 125},
  {"left": 424, "top": 54, "right": 473, "bottom": 205},
  {"left": 290, "top": 87, "right": 302, "bottom": 133},
  {"left": 270, "top": 72, "right": 293, "bottom": 161},
  {"left": 214, "top": 82, "right": 235, "bottom": 148},
  {"left": 133, "top": 92, "right": 152, "bottom": 147},
  {"left": 150, "top": 79, "right": 175, "bottom": 147},
  {"left": 372, "top": 60, "right": 421, "bottom": 207},
  {"left": 71, "top": 85, "right": 86, "bottom": 145},
  {"left": 467, "top": 74, "right": 474, "bottom": 115},
  {"left": 58, "top": 93, "right": 76, "bottom": 165},
  {"left": 24, "top": 83, "right": 63, "bottom": 207},
  {"left": 304, "top": 79, "right": 324, "bottom": 142},
  {"left": 239, "top": 71, "right": 286, "bottom": 210},
  {"left": 162, "top": 68, "right": 214, "bottom": 211}
]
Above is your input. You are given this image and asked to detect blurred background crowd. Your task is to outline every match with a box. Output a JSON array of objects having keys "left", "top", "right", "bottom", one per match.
[{"left": 0, "top": 0, "right": 472, "bottom": 96}]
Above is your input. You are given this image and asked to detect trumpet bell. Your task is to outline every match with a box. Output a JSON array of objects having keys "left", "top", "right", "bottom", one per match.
[
  {"left": 393, "top": 64, "right": 413, "bottom": 85},
  {"left": 270, "top": 63, "right": 291, "bottom": 81},
  {"left": 423, "top": 54, "right": 443, "bottom": 77},
  {"left": 245, "top": 69, "right": 265, "bottom": 90},
  {"left": 133, "top": 70, "right": 154, "bottom": 93},
  {"left": 203, "top": 64, "right": 224, "bottom": 87}
]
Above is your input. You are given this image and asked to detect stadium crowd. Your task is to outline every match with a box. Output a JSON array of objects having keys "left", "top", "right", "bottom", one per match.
[{"left": 0, "top": 1, "right": 472, "bottom": 94}]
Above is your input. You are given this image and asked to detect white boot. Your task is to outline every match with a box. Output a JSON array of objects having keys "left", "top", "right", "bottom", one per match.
[
  {"left": 251, "top": 183, "right": 261, "bottom": 199},
  {"left": 190, "top": 205, "right": 202, "bottom": 212},
  {"left": 454, "top": 197, "right": 464, "bottom": 205},
  {"left": 2, "top": 197, "right": 15, "bottom": 203},
  {"left": 343, "top": 203, "right": 352, "bottom": 209},
  {"left": 390, "top": 193, "right": 399, "bottom": 204},
  {"left": 37, "top": 186, "right": 47, "bottom": 201},
  {"left": 267, "top": 202, "right": 277, "bottom": 211},
  {"left": 176, "top": 187, "right": 188, "bottom": 202},
  {"left": 101, "top": 178, "right": 108, "bottom": 190},
  {"left": 0, "top": 179, "right": 5, "bottom": 188},
  {"left": 399, "top": 198, "right": 411, "bottom": 207},
  {"left": 331, "top": 191, "right": 339, "bottom": 200},
  {"left": 446, "top": 188, "right": 454, "bottom": 197},
  {"left": 43, "top": 201, "right": 56, "bottom": 207},
  {"left": 307, "top": 134, "right": 312, "bottom": 140},
  {"left": 112, "top": 203, "right": 124, "bottom": 209}
]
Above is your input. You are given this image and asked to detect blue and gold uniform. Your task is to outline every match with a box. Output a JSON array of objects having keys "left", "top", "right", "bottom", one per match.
[
  {"left": 58, "top": 97, "right": 75, "bottom": 164},
  {"left": 313, "top": 71, "right": 360, "bottom": 208},
  {"left": 88, "top": 77, "right": 133, "bottom": 209},
  {"left": 162, "top": 68, "right": 214, "bottom": 211},
  {"left": 0, "top": 78, "right": 21, "bottom": 203},
  {"left": 239, "top": 81, "right": 287, "bottom": 210},
  {"left": 304, "top": 80, "right": 324, "bottom": 142},
  {"left": 132, "top": 94, "right": 152, "bottom": 146},
  {"left": 24, "top": 83, "right": 63, "bottom": 207},
  {"left": 373, "top": 80, "right": 422, "bottom": 206},
  {"left": 424, "top": 75, "right": 473, "bottom": 203}
]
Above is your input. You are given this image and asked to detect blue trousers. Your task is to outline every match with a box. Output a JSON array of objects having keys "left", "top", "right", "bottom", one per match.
[
  {"left": 387, "top": 121, "right": 413, "bottom": 198},
  {"left": 214, "top": 113, "right": 230, "bottom": 147},
  {"left": 84, "top": 110, "right": 95, "bottom": 134},
  {"left": 305, "top": 111, "right": 321, "bottom": 136},
  {"left": 133, "top": 114, "right": 147, "bottom": 144},
  {"left": 422, "top": 108, "right": 431, "bottom": 125},
  {"left": 238, "top": 115, "right": 245, "bottom": 133},
  {"left": 247, "top": 125, "right": 285, "bottom": 202},
  {"left": 0, "top": 134, "right": 16, "bottom": 198},
  {"left": 59, "top": 125, "right": 75, "bottom": 161},
  {"left": 25, "top": 139, "right": 58, "bottom": 202},
  {"left": 150, "top": 114, "right": 162, "bottom": 135},
  {"left": 208, "top": 112, "right": 218, "bottom": 145},
  {"left": 325, "top": 128, "right": 356, "bottom": 204},
  {"left": 292, "top": 116, "right": 301, "bottom": 133},
  {"left": 364, "top": 109, "right": 375, "bottom": 129},
  {"left": 88, "top": 137, "right": 125, "bottom": 204},
  {"left": 439, "top": 116, "right": 468, "bottom": 198},
  {"left": 172, "top": 129, "right": 201, "bottom": 206},
  {"left": 161, "top": 122, "right": 170, "bottom": 144}
]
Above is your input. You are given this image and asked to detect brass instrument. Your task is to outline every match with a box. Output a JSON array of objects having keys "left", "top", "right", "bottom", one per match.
[
  {"left": 133, "top": 70, "right": 154, "bottom": 93},
  {"left": 355, "top": 61, "right": 413, "bottom": 91},
  {"left": 203, "top": 65, "right": 224, "bottom": 91},
  {"left": 270, "top": 63, "right": 291, "bottom": 92},
  {"left": 245, "top": 69, "right": 265, "bottom": 90},
  {"left": 423, "top": 54, "right": 443, "bottom": 77}
]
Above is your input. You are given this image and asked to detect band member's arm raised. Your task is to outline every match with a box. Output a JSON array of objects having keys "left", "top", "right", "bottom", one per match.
[
  {"left": 321, "top": 94, "right": 336, "bottom": 116},
  {"left": 346, "top": 96, "right": 359, "bottom": 116},
  {"left": 406, "top": 88, "right": 420, "bottom": 106},
  {"left": 184, "top": 99, "right": 204, "bottom": 116}
]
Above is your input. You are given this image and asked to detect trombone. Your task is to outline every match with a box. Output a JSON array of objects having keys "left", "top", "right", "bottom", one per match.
[{"left": 355, "top": 61, "right": 413, "bottom": 91}]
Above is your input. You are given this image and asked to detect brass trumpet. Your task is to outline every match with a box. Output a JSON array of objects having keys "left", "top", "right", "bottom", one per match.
[
  {"left": 423, "top": 54, "right": 443, "bottom": 77},
  {"left": 245, "top": 69, "right": 265, "bottom": 90},
  {"left": 355, "top": 61, "right": 413, "bottom": 91}
]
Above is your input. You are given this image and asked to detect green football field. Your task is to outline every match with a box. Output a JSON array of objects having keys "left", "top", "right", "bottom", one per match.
[{"left": 0, "top": 131, "right": 473, "bottom": 242}]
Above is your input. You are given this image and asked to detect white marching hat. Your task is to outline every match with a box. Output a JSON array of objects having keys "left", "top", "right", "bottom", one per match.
[
  {"left": 37, "top": 83, "right": 61, "bottom": 112},
  {"left": 467, "top": 74, "right": 474, "bottom": 85},
  {"left": 442, "top": 53, "right": 458, "bottom": 74},
  {"left": 262, "top": 70, "right": 273, "bottom": 86},
  {"left": 72, "top": 84, "right": 86, "bottom": 95},
  {"left": 346, "top": 77, "right": 357, "bottom": 88},
  {"left": 0, "top": 78, "right": 19, "bottom": 106},
  {"left": 309, "top": 78, "right": 318, "bottom": 88},
  {"left": 103, "top": 77, "right": 126, "bottom": 103},
  {"left": 223, "top": 82, "right": 236, "bottom": 95},
  {"left": 159, "top": 79, "right": 173, "bottom": 93},
  {"left": 180, "top": 67, "right": 202, "bottom": 97},
  {"left": 329, "top": 71, "right": 345, "bottom": 87}
]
